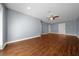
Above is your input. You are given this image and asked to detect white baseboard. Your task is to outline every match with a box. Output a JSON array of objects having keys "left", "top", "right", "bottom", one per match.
[
  {"left": 0, "top": 35, "right": 41, "bottom": 50},
  {"left": 1, "top": 33, "right": 78, "bottom": 50},
  {"left": 0, "top": 44, "right": 2, "bottom": 50},
  {"left": 65, "top": 33, "right": 77, "bottom": 36},
  {"left": 77, "top": 36, "right": 79, "bottom": 38},
  {"left": 0, "top": 43, "right": 7, "bottom": 50},
  {"left": 48, "top": 32, "right": 77, "bottom": 36},
  {"left": 42, "top": 33, "right": 48, "bottom": 35},
  {"left": 48, "top": 32, "right": 79, "bottom": 39},
  {"left": 6, "top": 35, "right": 41, "bottom": 44},
  {"left": 2, "top": 43, "right": 7, "bottom": 50}
]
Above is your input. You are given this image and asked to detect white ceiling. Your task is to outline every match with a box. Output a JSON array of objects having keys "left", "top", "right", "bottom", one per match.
[{"left": 5, "top": 3, "right": 79, "bottom": 23}]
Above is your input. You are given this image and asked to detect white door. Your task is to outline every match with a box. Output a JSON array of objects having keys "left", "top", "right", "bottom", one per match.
[
  {"left": 48, "top": 24, "right": 51, "bottom": 33},
  {"left": 58, "top": 23, "right": 65, "bottom": 34}
]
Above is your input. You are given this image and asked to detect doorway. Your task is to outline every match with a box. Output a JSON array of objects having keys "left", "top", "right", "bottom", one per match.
[{"left": 58, "top": 23, "right": 66, "bottom": 34}]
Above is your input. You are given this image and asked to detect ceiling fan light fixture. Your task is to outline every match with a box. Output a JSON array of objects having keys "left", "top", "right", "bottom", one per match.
[
  {"left": 48, "top": 15, "right": 59, "bottom": 21},
  {"left": 49, "top": 17, "right": 53, "bottom": 20}
]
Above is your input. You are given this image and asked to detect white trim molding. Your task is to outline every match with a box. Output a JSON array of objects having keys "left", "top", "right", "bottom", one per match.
[
  {"left": 42, "top": 33, "right": 48, "bottom": 35},
  {"left": 58, "top": 23, "right": 66, "bottom": 34},
  {"left": 2, "top": 43, "right": 7, "bottom": 50},
  {"left": 48, "top": 24, "right": 51, "bottom": 33},
  {"left": 77, "top": 36, "right": 79, "bottom": 38},
  {"left": 48, "top": 32, "right": 77, "bottom": 36},
  {"left": 0, "top": 43, "right": 7, "bottom": 50},
  {"left": 0, "top": 35, "right": 41, "bottom": 50},
  {"left": 1, "top": 33, "right": 78, "bottom": 50},
  {"left": 6, "top": 35, "right": 41, "bottom": 44},
  {"left": 0, "top": 43, "right": 2, "bottom": 50}
]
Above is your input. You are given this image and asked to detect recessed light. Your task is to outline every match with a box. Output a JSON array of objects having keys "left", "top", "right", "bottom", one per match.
[{"left": 27, "top": 6, "right": 31, "bottom": 10}]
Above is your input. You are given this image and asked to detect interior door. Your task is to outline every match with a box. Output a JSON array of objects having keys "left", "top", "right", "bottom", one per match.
[{"left": 58, "top": 23, "right": 65, "bottom": 34}]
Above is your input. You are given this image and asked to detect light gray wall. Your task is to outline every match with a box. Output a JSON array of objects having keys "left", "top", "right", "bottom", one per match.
[
  {"left": 65, "top": 20, "right": 77, "bottom": 35},
  {"left": 2, "top": 4, "right": 79, "bottom": 43},
  {"left": 76, "top": 16, "right": 79, "bottom": 35},
  {"left": 41, "top": 22, "right": 49, "bottom": 33},
  {"left": 3, "top": 5, "right": 7, "bottom": 45},
  {"left": 50, "top": 19, "right": 77, "bottom": 35},
  {"left": 51, "top": 23, "right": 58, "bottom": 33},
  {"left": 7, "top": 9, "right": 42, "bottom": 42}
]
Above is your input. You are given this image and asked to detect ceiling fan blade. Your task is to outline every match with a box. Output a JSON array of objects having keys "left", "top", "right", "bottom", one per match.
[{"left": 53, "top": 16, "right": 59, "bottom": 20}]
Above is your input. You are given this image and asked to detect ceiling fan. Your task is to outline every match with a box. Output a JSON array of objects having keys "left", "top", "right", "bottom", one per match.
[{"left": 48, "top": 15, "right": 59, "bottom": 21}]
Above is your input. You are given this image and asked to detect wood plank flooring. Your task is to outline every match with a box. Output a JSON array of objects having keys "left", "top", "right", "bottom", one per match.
[{"left": 0, "top": 33, "right": 79, "bottom": 56}]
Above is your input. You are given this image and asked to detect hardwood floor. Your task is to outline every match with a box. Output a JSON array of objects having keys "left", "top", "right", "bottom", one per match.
[{"left": 0, "top": 33, "right": 79, "bottom": 56}]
